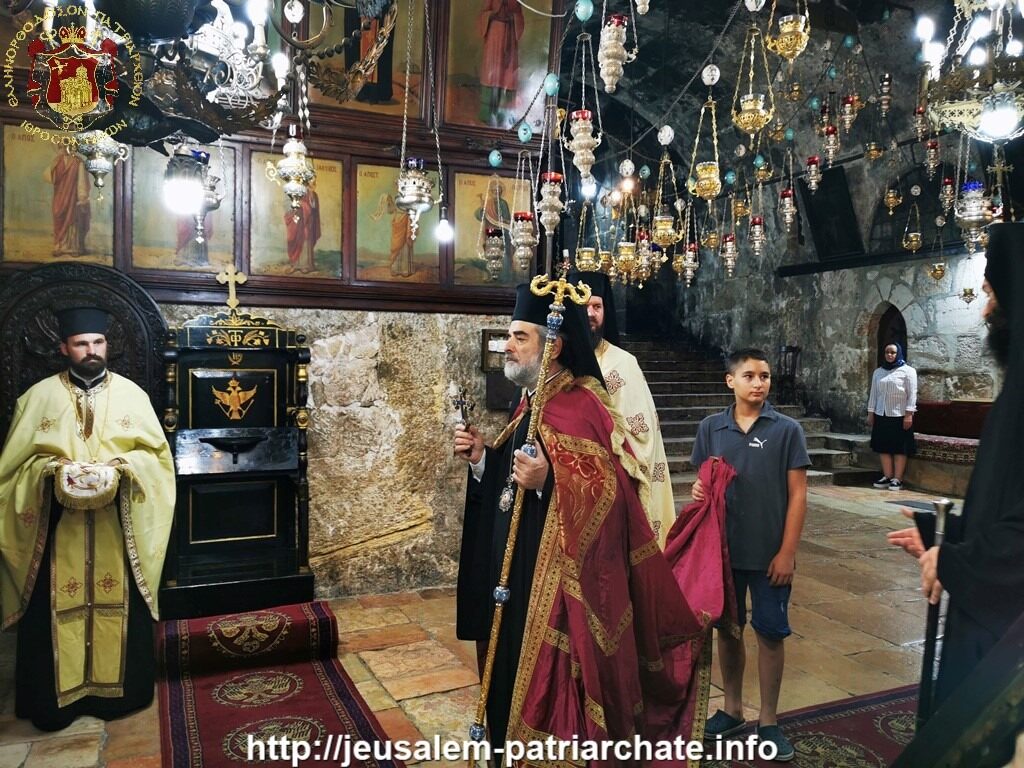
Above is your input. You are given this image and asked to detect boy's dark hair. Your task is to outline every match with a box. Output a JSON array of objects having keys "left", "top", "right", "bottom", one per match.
[{"left": 725, "top": 347, "right": 770, "bottom": 374}]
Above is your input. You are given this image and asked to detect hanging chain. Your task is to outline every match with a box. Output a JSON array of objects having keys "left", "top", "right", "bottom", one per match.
[
  {"left": 423, "top": 0, "right": 444, "bottom": 203},
  {"left": 398, "top": 0, "right": 415, "bottom": 170}
]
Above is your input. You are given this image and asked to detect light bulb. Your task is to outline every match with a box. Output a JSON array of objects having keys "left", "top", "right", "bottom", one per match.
[
  {"left": 968, "top": 15, "right": 992, "bottom": 41},
  {"left": 231, "top": 21, "right": 249, "bottom": 40},
  {"left": 271, "top": 52, "right": 290, "bottom": 79},
  {"left": 621, "top": 177, "right": 635, "bottom": 193},
  {"left": 436, "top": 208, "right": 454, "bottom": 243},
  {"left": 610, "top": 189, "right": 622, "bottom": 204},
  {"left": 968, "top": 45, "right": 988, "bottom": 66},
  {"left": 581, "top": 175, "right": 598, "bottom": 199},
  {"left": 246, "top": 0, "right": 268, "bottom": 24},
  {"left": 979, "top": 93, "right": 1022, "bottom": 140},
  {"left": 1007, "top": 38, "right": 1023, "bottom": 56},
  {"left": 164, "top": 178, "right": 204, "bottom": 216},
  {"left": 915, "top": 16, "right": 935, "bottom": 42},
  {"left": 283, "top": 0, "right": 304, "bottom": 23}
]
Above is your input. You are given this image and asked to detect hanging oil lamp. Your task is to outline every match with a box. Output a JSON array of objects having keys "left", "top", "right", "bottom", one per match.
[
  {"left": 786, "top": 81, "right": 803, "bottom": 102},
  {"left": 682, "top": 241, "right": 699, "bottom": 286},
  {"left": 884, "top": 186, "right": 903, "bottom": 216},
  {"left": 779, "top": 187, "right": 796, "bottom": 231},
  {"left": 805, "top": 155, "right": 821, "bottom": 192},
  {"left": 599, "top": 248, "right": 613, "bottom": 274},
  {"left": 635, "top": 229, "right": 653, "bottom": 287},
  {"left": 765, "top": 0, "right": 810, "bottom": 71},
  {"left": 955, "top": 180, "right": 994, "bottom": 253},
  {"left": 721, "top": 233, "right": 738, "bottom": 277},
  {"left": 823, "top": 123, "right": 840, "bottom": 166},
  {"left": 635, "top": 0, "right": 650, "bottom": 13},
  {"left": 483, "top": 227, "right": 505, "bottom": 280},
  {"left": 755, "top": 159, "right": 774, "bottom": 184},
  {"left": 690, "top": 67, "right": 723, "bottom": 202},
  {"left": 927, "top": 262, "right": 947, "bottom": 282},
  {"left": 913, "top": 105, "right": 928, "bottom": 142},
  {"left": 902, "top": 202, "right": 922, "bottom": 253},
  {"left": 615, "top": 240, "right": 638, "bottom": 284},
  {"left": 598, "top": 14, "right": 628, "bottom": 93},
  {"left": 961, "top": 287, "right": 977, "bottom": 305},
  {"left": 700, "top": 207, "right": 721, "bottom": 252},
  {"left": 940, "top": 176, "right": 956, "bottom": 214},
  {"left": 566, "top": 109, "right": 601, "bottom": 179},
  {"left": 879, "top": 73, "right": 892, "bottom": 117},
  {"left": 749, "top": 214, "right": 765, "bottom": 256},
  {"left": 270, "top": 124, "right": 317, "bottom": 214},
  {"left": 394, "top": 157, "right": 434, "bottom": 240},
  {"left": 733, "top": 188, "right": 751, "bottom": 218},
  {"left": 864, "top": 141, "right": 885, "bottom": 162},
  {"left": 510, "top": 211, "right": 539, "bottom": 272},
  {"left": 924, "top": 139, "right": 940, "bottom": 180},
  {"left": 731, "top": 24, "right": 775, "bottom": 147},
  {"left": 74, "top": 130, "right": 128, "bottom": 192},
  {"left": 839, "top": 95, "right": 856, "bottom": 133},
  {"left": 537, "top": 171, "right": 564, "bottom": 236}
]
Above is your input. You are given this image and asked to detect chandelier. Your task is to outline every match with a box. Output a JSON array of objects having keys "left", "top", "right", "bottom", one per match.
[{"left": 919, "top": 1, "right": 1024, "bottom": 144}]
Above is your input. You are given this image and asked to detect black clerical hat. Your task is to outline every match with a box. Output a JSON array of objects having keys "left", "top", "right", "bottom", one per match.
[
  {"left": 511, "top": 283, "right": 605, "bottom": 387},
  {"left": 56, "top": 307, "right": 110, "bottom": 339},
  {"left": 568, "top": 271, "right": 620, "bottom": 347}
]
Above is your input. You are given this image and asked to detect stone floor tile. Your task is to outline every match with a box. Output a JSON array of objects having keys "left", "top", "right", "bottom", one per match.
[
  {"left": 419, "top": 587, "right": 457, "bottom": 600},
  {"left": 775, "top": 673, "right": 852, "bottom": 714},
  {"left": 0, "top": 716, "right": 102, "bottom": 747},
  {"left": 334, "top": 604, "right": 413, "bottom": 633},
  {"left": 360, "top": 639, "right": 466, "bottom": 681},
  {"left": 848, "top": 649, "right": 926, "bottom": 684},
  {"left": 105, "top": 756, "right": 162, "bottom": 768},
  {"left": 339, "top": 652, "right": 373, "bottom": 684},
  {"left": 787, "top": 605, "right": 892, "bottom": 654},
  {"left": 784, "top": 639, "right": 903, "bottom": 695},
  {"left": 794, "top": 559, "right": 902, "bottom": 595},
  {"left": 430, "top": 625, "right": 482, "bottom": 676},
  {"left": 400, "top": 597, "right": 456, "bottom": 627},
  {"left": 100, "top": 701, "right": 159, "bottom": 761},
  {"left": 355, "top": 679, "right": 398, "bottom": 712},
  {"left": 358, "top": 592, "right": 426, "bottom": 609},
  {"left": 806, "top": 599, "right": 925, "bottom": 647},
  {"left": 0, "top": 743, "right": 29, "bottom": 768},
  {"left": 23, "top": 732, "right": 101, "bottom": 768},
  {"left": 790, "top": 575, "right": 857, "bottom": 606},
  {"left": 374, "top": 708, "right": 426, "bottom": 753},
  {"left": 339, "top": 623, "right": 429, "bottom": 653},
  {"left": 401, "top": 685, "right": 479, "bottom": 741},
  {"left": 381, "top": 668, "right": 481, "bottom": 702}
]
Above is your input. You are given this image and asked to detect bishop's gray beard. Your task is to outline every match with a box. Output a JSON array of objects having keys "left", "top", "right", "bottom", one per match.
[{"left": 504, "top": 356, "right": 542, "bottom": 388}]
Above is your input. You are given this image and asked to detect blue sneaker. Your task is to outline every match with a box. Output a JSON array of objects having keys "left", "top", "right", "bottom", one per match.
[
  {"left": 757, "top": 724, "right": 795, "bottom": 761},
  {"left": 704, "top": 709, "right": 746, "bottom": 740}
]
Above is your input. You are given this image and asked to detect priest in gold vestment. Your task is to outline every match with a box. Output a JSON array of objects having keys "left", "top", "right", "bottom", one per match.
[
  {"left": 573, "top": 272, "right": 677, "bottom": 547},
  {"left": 0, "top": 307, "right": 175, "bottom": 730}
]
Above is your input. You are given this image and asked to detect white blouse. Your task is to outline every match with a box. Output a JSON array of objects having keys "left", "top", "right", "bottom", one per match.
[{"left": 867, "top": 365, "right": 918, "bottom": 417}]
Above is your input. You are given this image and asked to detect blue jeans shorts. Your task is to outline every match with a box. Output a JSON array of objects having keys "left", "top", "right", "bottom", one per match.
[{"left": 729, "top": 568, "right": 792, "bottom": 640}]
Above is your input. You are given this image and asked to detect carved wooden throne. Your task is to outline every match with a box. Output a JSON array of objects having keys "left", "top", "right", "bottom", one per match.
[
  {"left": 159, "top": 294, "right": 313, "bottom": 619},
  {"left": 0, "top": 263, "right": 168, "bottom": 445}
]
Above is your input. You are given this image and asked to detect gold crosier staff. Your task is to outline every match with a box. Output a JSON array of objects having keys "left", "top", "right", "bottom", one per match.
[{"left": 469, "top": 272, "right": 592, "bottom": 749}]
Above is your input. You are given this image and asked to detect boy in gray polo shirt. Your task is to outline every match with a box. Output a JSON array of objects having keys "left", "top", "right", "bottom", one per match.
[{"left": 690, "top": 348, "right": 810, "bottom": 762}]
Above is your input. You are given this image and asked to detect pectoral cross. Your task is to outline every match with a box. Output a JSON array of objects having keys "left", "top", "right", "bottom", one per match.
[{"left": 216, "top": 265, "right": 248, "bottom": 310}]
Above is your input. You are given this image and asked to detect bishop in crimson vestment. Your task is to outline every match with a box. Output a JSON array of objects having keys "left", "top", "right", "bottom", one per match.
[{"left": 457, "top": 285, "right": 726, "bottom": 766}]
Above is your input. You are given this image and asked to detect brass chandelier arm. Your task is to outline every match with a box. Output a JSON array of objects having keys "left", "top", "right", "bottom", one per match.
[
  {"left": 306, "top": 0, "right": 398, "bottom": 104},
  {"left": 268, "top": 2, "right": 336, "bottom": 50}
]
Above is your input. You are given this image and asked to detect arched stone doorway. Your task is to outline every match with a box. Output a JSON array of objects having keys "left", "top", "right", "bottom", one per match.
[{"left": 876, "top": 304, "right": 908, "bottom": 367}]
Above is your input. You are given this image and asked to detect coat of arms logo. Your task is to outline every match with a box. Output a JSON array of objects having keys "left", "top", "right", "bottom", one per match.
[{"left": 26, "top": 25, "right": 118, "bottom": 131}]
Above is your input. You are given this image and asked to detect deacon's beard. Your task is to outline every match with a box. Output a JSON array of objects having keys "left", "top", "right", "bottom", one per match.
[
  {"left": 986, "top": 304, "right": 1011, "bottom": 370},
  {"left": 590, "top": 322, "right": 604, "bottom": 350},
  {"left": 70, "top": 356, "right": 107, "bottom": 380},
  {"left": 504, "top": 354, "right": 542, "bottom": 388}
]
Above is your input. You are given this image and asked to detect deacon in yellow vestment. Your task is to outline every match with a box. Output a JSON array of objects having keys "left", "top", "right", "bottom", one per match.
[
  {"left": 572, "top": 271, "right": 678, "bottom": 547},
  {"left": 0, "top": 308, "right": 174, "bottom": 731}
]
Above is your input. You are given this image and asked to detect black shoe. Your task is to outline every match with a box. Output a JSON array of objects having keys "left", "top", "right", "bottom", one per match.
[{"left": 872, "top": 475, "right": 890, "bottom": 489}]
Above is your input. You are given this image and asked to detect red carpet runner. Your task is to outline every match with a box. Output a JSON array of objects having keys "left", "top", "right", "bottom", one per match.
[
  {"left": 704, "top": 685, "right": 917, "bottom": 767},
  {"left": 158, "top": 601, "right": 404, "bottom": 768}
]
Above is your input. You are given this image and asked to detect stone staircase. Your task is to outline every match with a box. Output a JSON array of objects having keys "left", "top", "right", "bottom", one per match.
[{"left": 619, "top": 338, "right": 877, "bottom": 501}]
